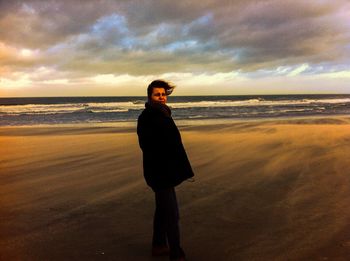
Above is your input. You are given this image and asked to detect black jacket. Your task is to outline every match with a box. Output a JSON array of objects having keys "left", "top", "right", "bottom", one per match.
[{"left": 137, "top": 102, "right": 194, "bottom": 191}]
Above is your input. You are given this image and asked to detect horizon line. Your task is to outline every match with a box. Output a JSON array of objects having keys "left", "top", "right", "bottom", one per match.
[{"left": 1, "top": 93, "right": 350, "bottom": 99}]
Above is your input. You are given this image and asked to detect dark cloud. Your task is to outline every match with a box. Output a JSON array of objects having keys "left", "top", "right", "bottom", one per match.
[
  {"left": 0, "top": 0, "right": 349, "bottom": 77},
  {"left": 212, "top": 0, "right": 349, "bottom": 69},
  {"left": 0, "top": 0, "right": 122, "bottom": 48}
]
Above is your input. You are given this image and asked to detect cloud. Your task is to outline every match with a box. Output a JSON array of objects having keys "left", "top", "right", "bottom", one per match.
[
  {"left": 214, "top": 0, "right": 350, "bottom": 67},
  {"left": 0, "top": 0, "right": 122, "bottom": 48},
  {"left": 0, "top": 0, "right": 350, "bottom": 96},
  {"left": 287, "top": 64, "right": 310, "bottom": 77}
]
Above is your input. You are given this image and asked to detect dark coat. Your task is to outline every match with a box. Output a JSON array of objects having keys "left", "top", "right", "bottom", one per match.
[{"left": 137, "top": 103, "right": 194, "bottom": 191}]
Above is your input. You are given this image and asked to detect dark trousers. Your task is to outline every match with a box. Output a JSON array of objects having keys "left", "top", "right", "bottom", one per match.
[{"left": 153, "top": 187, "right": 185, "bottom": 259}]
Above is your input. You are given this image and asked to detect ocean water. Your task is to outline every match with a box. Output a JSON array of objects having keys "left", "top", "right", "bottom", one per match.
[{"left": 1, "top": 95, "right": 350, "bottom": 126}]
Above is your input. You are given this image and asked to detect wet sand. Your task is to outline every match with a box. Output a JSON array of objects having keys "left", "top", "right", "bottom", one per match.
[{"left": 1, "top": 117, "right": 350, "bottom": 260}]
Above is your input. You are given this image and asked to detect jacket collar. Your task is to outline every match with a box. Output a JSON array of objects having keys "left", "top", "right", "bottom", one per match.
[{"left": 145, "top": 101, "right": 171, "bottom": 117}]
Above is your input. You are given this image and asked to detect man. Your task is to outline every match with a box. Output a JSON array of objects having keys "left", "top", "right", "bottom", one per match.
[{"left": 137, "top": 80, "right": 194, "bottom": 261}]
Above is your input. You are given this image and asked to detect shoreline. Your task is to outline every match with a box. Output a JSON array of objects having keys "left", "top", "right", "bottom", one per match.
[{"left": 1, "top": 113, "right": 350, "bottom": 127}]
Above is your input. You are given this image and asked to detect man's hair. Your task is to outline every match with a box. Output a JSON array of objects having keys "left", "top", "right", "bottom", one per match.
[{"left": 147, "top": 80, "right": 175, "bottom": 98}]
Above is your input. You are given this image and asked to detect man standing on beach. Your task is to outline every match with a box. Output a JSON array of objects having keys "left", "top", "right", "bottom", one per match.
[{"left": 137, "top": 80, "right": 194, "bottom": 261}]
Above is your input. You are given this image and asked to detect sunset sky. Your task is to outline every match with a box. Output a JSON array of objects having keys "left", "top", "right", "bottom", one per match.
[{"left": 1, "top": 0, "right": 350, "bottom": 97}]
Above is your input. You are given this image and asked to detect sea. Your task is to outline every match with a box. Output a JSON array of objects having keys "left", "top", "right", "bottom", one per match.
[{"left": 1, "top": 94, "right": 350, "bottom": 126}]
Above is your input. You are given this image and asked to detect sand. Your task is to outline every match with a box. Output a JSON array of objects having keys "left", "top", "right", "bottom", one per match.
[{"left": 1, "top": 117, "right": 350, "bottom": 260}]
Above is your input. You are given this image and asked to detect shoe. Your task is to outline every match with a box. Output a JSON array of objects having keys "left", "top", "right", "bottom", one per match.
[
  {"left": 169, "top": 247, "right": 186, "bottom": 260},
  {"left": 170, "top": 257, "right": 186, "bottom": 261},
  {"left": 152, "top": 245, "right": 170, "bottom": 256}
]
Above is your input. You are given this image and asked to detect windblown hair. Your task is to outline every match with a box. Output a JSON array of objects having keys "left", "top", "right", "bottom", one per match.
[{"left": 147, "top": 80, "right": 175, "bottom": 99}]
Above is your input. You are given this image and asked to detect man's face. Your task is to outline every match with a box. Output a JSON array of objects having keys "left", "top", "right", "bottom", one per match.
[{"left": 151, "top": 87, "right": 167, "bottom": 104}]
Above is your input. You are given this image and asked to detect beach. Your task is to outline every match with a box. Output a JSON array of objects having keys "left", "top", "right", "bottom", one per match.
[{"left": 1, "top": 117, "right": 350, "bottom": 260}]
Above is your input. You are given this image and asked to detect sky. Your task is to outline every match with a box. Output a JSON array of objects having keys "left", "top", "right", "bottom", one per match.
[{"left": 0, "top": 0, "right": 350, "bottom": 97}]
